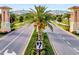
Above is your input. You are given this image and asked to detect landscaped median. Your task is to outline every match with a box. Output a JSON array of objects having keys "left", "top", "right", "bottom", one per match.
[{"left": 24, "top": 29, "right": 54, "bottom": 55}]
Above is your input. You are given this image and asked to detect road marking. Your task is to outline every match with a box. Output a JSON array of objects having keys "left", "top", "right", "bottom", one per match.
[
  {"left": 62, "top": 37, "right": 66, "bottom": 40},
  {"left": 73, "top": 48, "right": 79, "bottom": 52},
  {"left": 4, "top": 49, "right": 16, "bottom": 55},
  {"left": 66, "top": 41, "right": 71, "bottom": 45},
  {"left": 0, "top": 28, "right": 23, "bottom": 41},
  {"left": 0, "top": 31, "right": 14, "bottom": 40},
  {"left": 0, "top": 30, "right": 24, "bottom": 53},
  {"left": 22, "top": 24, "right": 34, "bottom": 54},
  {"left": 0, "top": 24, "right": 29, "bottom": 41}
]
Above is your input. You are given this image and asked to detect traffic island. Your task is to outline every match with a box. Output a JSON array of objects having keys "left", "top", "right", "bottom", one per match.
[{"left": 24, "top": 29, "right": 54, "bottom": 55}]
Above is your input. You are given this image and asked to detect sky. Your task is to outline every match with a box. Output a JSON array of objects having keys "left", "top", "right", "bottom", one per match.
[{"left": 0, "top": 4, "right": 79, "bottom": 11}]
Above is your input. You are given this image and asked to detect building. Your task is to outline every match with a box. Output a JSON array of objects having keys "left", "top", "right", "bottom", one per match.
[
  {"left": 0, "top": 6, "right": 12, "bottom": 32},
  {"left": 68, "top": 6, "right": 79, "bottom": 33}
]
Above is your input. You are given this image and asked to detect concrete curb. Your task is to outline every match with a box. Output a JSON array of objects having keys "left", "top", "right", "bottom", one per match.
[
  {"left": 22, "top": 24, "right": 35, "bottom": 55},
  {"left": 51, "top": 21, "right": 79, "bottom": 40},
  {"left": 47, "top": 32, "right": 57, "bottom": 55}
]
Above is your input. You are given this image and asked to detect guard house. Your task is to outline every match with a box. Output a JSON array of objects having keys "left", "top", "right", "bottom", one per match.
[
  {"left": 0, "top": 6, "right": 12, "bottom": 32},
  {"left": 68, "top": 6, "right": 79, "bottom": 33}
]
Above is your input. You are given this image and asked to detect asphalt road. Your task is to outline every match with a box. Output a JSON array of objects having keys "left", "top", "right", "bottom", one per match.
[
  {"left": 0, "top": 24, "right": 34, "bottom": 55},
  {"left": 46, "top": 22, "right": 79, "bottom": 55}
]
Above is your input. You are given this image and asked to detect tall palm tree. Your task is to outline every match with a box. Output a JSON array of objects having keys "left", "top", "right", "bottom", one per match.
[{"left": 27, "top": 5, "right": 52, "bottom": 40}]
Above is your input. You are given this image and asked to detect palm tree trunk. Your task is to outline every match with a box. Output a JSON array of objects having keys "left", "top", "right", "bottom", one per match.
[
  {"left": 37, "top": 21, "right": 43, "bottom": 40},
  {"left": 37, "top": 25, "right": 41, "bottom": 40}
]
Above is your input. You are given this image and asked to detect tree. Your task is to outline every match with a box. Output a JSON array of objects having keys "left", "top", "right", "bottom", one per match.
[
  {"left": 19, "top": 15, "right": 24, "bottom": 22},
  {"left": 26, "top": 5, "right": 52, "bottom": 40},
  {"left": 52, "top": 15, "right": 57, "bottom": 20},
  {"left": 56, "top": 15, "right": 62, "bottom": 22},
  {"left": 62, "top": 13, "right": 70, "bottom": 27},
  {"left": 10, "top": 14, "right": 16, "bottom": 23},
  {"left": 10, "top": 13, "right": 16, "bottom": 30}
]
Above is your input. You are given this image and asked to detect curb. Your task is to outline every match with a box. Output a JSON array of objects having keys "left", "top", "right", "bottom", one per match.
[
  {"left": 22, "top": 24, "right": 35, "bottom": 55},
  {"left": 47, "top": 32, "right": 57, "bottom": 55},
  {"left": 46, "top": 25, "right": 60, "bottom": 55}
]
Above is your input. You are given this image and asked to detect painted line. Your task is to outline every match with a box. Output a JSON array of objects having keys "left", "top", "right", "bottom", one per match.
[
  {"left": 0, "top": 31, "right": 15, "bottom": 40},
  {"left": 22, "top": 25, "right": 34, "bottom": 55},
  {"left": 66, "top": 41, "right": 71, "bottom": 45},
  {"left": 62, "top": 37, "right": 66, "bottom": 40},
  {"left": 50, "top": 21, "right": 79, "bottom": 40},
  {"left": 0, "top": 24, "right": 29, "bottom": 41},
  {"left": 73, "top": 48, "right": 79, "bottom": 52},
  {"left": 47, "top": 32, "right": 58, "bottom": 55},
  {"left": 0, "top": 30, "right": 24, "bottom": 53},
  {"left": 0, "top": 27, "right": 24, "bottom": 41}
]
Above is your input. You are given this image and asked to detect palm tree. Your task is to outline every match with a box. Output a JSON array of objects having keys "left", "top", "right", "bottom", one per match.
[{"left": 27, "top": 5, "right": 52, "bottom": 40}]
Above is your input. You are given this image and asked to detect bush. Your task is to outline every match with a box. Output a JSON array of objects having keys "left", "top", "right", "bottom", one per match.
[{"left": 40, "top": 50, "right": 45, "bottom": 55}]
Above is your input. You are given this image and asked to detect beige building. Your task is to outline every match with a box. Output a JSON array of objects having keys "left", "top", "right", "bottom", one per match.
[
  {"left": 68, "top": 6, "right": 79, "bottom": 33},
  {"left": 0, "top": 6, "right": 12, "bottom": 32}
]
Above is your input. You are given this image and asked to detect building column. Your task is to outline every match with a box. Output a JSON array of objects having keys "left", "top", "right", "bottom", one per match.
[
  {"left": 1, "top": 9, "right": 11, "bottom": 32},
  {"left": 70, "top": 11, "right": 77, "bottom": 32}
]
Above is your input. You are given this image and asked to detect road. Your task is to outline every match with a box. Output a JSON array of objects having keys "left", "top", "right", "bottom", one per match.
[
  {"left": 0, "top": 24, "right": 34, "bottom": 55},
  {"left": 46, "top": 22, "right": 79, "bottom": 55}
]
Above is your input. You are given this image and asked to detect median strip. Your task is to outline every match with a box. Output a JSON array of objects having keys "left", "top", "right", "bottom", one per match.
[{"left": 24, "top": 29, "right": 54, "bottom": 55}]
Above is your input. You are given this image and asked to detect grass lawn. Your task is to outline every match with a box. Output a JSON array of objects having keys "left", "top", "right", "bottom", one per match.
[
  {"left": 24, "top": 29, "right": 54, "bottom": 55},
  {"left": 58, "top": 24, "right": 69, "bottom": 31},
  {"left": 11, "top": 22, "right": 26, "bottom": 30},
  {"left": 51, "top": 20, "right": 69, "bottom": 31},
  {"left": 61, "top": 19, "right": 69, "bottom": 25},
  {"left": 51, "top": 20, "right": 79, "bottom": 39}
]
